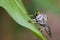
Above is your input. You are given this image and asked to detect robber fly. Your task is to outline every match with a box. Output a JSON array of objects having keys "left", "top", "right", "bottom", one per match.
[{"left": 29, "top": 10, "right": 52, "bottom": 37}]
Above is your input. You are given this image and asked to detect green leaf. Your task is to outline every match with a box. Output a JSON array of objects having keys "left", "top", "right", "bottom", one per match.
[{"left": 0, "top": 0, "right": 46, "bottom": 40}]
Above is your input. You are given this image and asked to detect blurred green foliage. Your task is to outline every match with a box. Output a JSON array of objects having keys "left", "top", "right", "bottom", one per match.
[{"left": 23, "top": 0, "right": 60, "bottom": 15}]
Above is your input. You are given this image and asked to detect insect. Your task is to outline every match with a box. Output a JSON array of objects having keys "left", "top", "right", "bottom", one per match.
[{"left": 29, "top": 10, "right": 52, "bottom": 37}]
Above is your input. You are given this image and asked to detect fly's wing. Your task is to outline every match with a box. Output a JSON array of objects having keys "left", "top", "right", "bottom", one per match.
[
  {"left": 42, "top": 14, "right": 48, "bottom": 24},
  {"left": 43, "top": 14, "right": 48, "bottom": 21}
]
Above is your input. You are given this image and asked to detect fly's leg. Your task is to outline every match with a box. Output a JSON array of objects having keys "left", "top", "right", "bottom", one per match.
[
  {"left": 31, "top": 19, "right": 36, "bottom": 23},
  {"left": 28, "top": 19, "right": 37, "bottom": 24},
  {"left": 44, "top": 25, "right": 52, "bottom": 37},
  {"left": 28, "top": 15, "right": 36, "bottom": 23}
]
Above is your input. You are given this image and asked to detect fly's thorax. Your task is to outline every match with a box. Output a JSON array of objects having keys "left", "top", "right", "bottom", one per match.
[{"left": 35, "top": 14, "right": 47, "bottom": 25}]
